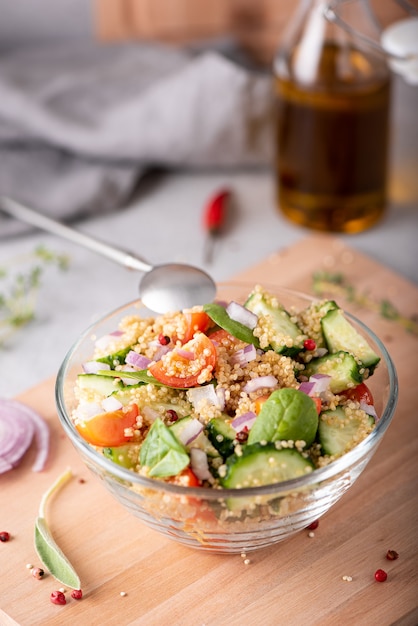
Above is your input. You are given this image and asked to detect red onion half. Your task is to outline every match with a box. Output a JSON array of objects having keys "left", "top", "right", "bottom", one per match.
[{"left": 0, "top": 398, "right": 50, "bottom": 474}]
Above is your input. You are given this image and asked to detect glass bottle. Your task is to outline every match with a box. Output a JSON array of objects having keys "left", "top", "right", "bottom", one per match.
[{"left": 274, "top": 0, "right": 392, "bottom": 233}]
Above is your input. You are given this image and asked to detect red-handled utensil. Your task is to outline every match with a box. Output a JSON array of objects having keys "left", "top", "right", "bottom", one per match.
[{"left": 202, "top": 188, "right": 231, "bottom": 264}]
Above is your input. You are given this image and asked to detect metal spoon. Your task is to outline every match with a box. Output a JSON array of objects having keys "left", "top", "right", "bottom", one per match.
[{"left": 0, "top": 196, "right": 216, "bottom": 313}]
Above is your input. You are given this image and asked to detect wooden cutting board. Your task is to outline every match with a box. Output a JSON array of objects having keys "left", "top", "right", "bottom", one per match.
[{"left": 1, "top": 234, "right": 418, "bottom": 626}]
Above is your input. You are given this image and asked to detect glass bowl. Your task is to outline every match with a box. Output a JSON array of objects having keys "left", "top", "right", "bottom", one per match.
[{"left": 55, "top": 284, "right": 398, "bottom": 554}]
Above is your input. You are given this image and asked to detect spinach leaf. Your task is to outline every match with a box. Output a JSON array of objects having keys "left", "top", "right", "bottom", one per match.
[
  {"left": 96, "top": 346, "right": 131, "bottom": 368},
  {"left": 203, "top": 303, "right": 260, "bottom": 347},
  {"left": 248, "top": 388, "right": 318, "bottom": 447},
  {"left": 140, "top": 419, "right": 190, "bottom": 477}
]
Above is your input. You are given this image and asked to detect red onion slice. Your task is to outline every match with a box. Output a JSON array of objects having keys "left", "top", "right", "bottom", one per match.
[
  {"left": 101, "top": 396, "right": 124, "bottom": 412},
  {"left": 298, "top": 381, "right": 316, "bottom": 396},
  {"left": 95, "top": 331, "right": 123, "bottom": 351},
  {"left": 82, "top": 361, "right": 111, "bottom": 374},
  {"left": 226, "top": 301, "right": 258, "bottom": 329},
  {"left": 190, "top": 448, "right": 213, "bottom": 482},
  {"left": 360, "top": 400, "right": 378, "bottom": 420},
  {"left": 231, "top": 411, "right": 257, "bottom": 432},
  {"left": 230, "top": 344, "right": 257, "bottom": 366},
  {"left": 0, "top": 408, "right": 35, "bottom": 467},
  {"left": 243, "top": 375, "right": 278, "bottom": 394},
  {"left": 0, "top": 398, "right": 50, "bottom": 473},
  {"left": 126, "top": 351, "right": 151, "bottom": 370},
  {"left": 187, "top": 385, "right": 222, "bottom": 410},
  {"left": 177, "top": 419, "right": 204, "bottom": 446},
  {"left": 309, "top": 373, "right": 331, "bottom": 395}
]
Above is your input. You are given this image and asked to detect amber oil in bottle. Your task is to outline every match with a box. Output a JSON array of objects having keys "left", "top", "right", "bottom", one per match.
[{"left": 274, "top": 1, "right": 391, "bottom": 233}]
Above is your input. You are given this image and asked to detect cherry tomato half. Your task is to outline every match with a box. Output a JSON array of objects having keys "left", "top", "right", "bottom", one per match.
[
  {"left": 182, "top": 311, "right": 212, "bottom": 344},
  {"left": 208, "top": 328, "right": 238, "bottom": 346},
  {"left": 342, "top": 382, "right": 374, "bottom": 406},
  {"left": 76, "top": 403, "right": 139, "bottom": 447},
  {"left": 149, "top": 332, "right": 217, "bottom": 388},
  {"left": 168, "top": 467, "right": 201, "bottom": 487}
]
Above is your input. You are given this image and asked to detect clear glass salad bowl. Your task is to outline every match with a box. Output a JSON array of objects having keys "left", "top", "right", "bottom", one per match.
[{"left": 55, "top": 284, "right": 398, "bottom": 554}]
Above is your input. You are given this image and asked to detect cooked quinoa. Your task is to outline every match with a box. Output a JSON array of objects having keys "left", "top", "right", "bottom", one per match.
[{"left": 72, "top": 285, "right": 379, "bottom": 497}]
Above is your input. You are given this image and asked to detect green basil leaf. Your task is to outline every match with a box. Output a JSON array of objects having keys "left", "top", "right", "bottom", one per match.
[{"left": 140, "top": 418, "right": 189, "bottom": 477}]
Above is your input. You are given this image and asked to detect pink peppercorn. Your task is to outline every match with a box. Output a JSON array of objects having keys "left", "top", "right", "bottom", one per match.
[
  {"left": 0, "top": 531, "right": 10, "bottom": 542},
  {"left": 304, "top": 339, "right": 316, "bottom": 351},
  {"left": 374, "top": 569, "right": 388, "bottom": 582},
  {"left": 50, "top": 590, "right": 66, "bottom": 605},
  {"left": 307, "top": 520, "right": 319, "bottom": 530},
  {"left": 158, "top": 333, "right": 170, "bottom": 345},
  {"left": 386, "top": 549, "right": 399, "bottom": 561},
  {"left": 71, "top": 589, "right": 83, "bottom": 600}
]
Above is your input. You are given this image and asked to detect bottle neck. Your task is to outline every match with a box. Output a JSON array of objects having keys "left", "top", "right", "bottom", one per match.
[{"left": 274, "top": 0, "right": 390, "bottom": 86}]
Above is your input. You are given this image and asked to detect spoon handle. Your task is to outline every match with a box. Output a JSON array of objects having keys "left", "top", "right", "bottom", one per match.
[{"left": 0, "top": 196, "right": 152, "bottom": 273}]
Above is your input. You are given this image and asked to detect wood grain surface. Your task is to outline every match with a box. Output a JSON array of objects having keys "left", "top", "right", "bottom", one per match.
[{"left": 1, "top": 234, "right": 417, "bottom": 626}]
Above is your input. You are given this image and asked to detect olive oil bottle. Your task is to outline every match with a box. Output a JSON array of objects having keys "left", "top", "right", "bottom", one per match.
[{"left": 274, "top": 0, "right": 391, "bottom": 233}]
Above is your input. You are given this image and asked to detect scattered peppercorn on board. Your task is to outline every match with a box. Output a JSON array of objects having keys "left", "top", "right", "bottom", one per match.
[{"left": 1, "top": 234, "right": 417, "bottom": 626}]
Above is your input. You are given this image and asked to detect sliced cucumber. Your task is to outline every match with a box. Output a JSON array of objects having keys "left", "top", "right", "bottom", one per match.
[
  {"left": 103, "top": 444, "right": 139, "bottom": 469},
  {"left": 301, "top": 299, "right": 339, "bottom": 348},
  {"left": 244, "top": 291, "right": 305, "bottom": 356},
  {"left": 206, "top": 417, "right": 236, "bottom": 458},
  {"left": 319, "top": 406, "right": 375, "bottom": 456},
  {"left": 170, "top": 416, "right": 220, "bottom": 458},
  {"left": 321, "top": 308, "right": 380, "bottom": 374},
  {"left": 220, "top": 443, "right": 314, "bottom": 489},
  {"left": 77, "top": 373, "right": 124, "bottom": 396},
  {"left": 303, "top": 351, "right": 362, "bottom": 394}
]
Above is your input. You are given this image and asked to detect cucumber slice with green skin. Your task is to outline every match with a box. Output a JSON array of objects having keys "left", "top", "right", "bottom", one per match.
[
  {"left": 220, "top": 443, "right": 314, "bottom": 489},
  {"left": 103, "top": 444, "right": 139, "bottom": 468},
  {"left": 203, "top": 303, "right": 260, "bottom": 347},
  {"left": 206, "top": 417, "right": 237, "bottom": 458},
  {"left": 302, "top": 300, "right": 339, "bottom": 348},
  {"left": 170, "top": 416, "right": 220, "bottom": 458},
  {"left": 244, "top": 292, "right": 305, "bottom": 356},
  {"left": 319, "top": 406, "right": 375, "bottom": 456},
  {"left": 302, "top": 351, "right": 362, "bottom": 394},
  {"left": 321, "top": 308, "right": 380, "bottom": 374},
  {"left": 77, "top": 373, "right": 124, "bottom": 396},
  {"left": 247, "top": 388, "right": 318, "bottom": 447}
]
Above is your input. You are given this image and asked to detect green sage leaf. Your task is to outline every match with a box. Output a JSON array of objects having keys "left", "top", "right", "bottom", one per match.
[
  {"left": 34, "top": 468, "right": 81, "bottom": 589},
  {"left": 35, "top": 517, "right": 81, "bottom": 589}
]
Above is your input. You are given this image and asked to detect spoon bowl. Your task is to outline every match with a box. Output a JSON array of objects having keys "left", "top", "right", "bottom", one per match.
[{"left": 0, "top": 196, "right": 216, "bottom": 313}]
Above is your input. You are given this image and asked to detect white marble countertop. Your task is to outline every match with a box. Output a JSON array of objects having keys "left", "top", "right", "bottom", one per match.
[{"left": 2, "top": 76, "right": 417, "bottom": 399}]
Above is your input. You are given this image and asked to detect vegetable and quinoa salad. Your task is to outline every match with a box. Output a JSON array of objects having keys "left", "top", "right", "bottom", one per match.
[{"left": 72, "top": 285, "right": 380, "bottom": 496}]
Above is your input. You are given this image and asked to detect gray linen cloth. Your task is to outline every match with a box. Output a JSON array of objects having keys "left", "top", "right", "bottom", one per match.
[{"left": 0, "top": 41, "right": 274, "bottom": 237}]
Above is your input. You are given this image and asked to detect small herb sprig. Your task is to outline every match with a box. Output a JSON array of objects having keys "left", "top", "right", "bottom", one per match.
[
  {"left": 312, "top": 271, "right": 418, "bottom": 336},
  {"left": 0, "top": 245, "right": 69, "bottom": 345},
  {"left": 34, "top": 468, "right": 81, "bottom": 589}
]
